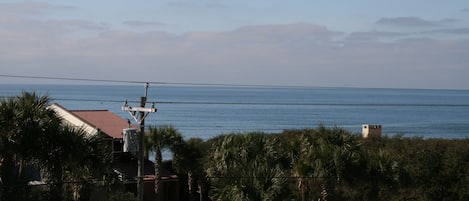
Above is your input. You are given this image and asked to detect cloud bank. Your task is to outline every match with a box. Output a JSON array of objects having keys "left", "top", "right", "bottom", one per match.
[{"left": 1, "top": 2, "right": 468, "bottom": 89}]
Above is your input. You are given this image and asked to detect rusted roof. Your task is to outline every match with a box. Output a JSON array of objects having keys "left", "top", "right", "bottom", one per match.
[{"left": 70, "top": 109, "right": 133, "bottom": 139}]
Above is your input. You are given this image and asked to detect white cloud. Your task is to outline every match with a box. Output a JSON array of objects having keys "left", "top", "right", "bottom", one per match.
[
  {"left": 0, "top": 2, "right": 468, "bottom": 89},
  {"left": 346, "top": 31, "right": 408, "bottom": 42},
  {"left": 3, "top": 22, "right": 469, "bottom": 88}
]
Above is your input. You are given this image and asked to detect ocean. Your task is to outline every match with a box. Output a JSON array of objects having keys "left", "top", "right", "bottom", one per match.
[{"left": 2, "top": 84, "right": 469, "bottom": 139}]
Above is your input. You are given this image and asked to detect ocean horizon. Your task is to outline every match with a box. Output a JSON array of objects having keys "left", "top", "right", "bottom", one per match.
[{"left": 2, "top": 84, "right": 469, "bottom": 139}]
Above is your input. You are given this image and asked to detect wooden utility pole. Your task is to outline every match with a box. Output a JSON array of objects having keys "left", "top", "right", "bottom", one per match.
[{"left": 122, "top": 83, "right": 156, "bottom": 201}]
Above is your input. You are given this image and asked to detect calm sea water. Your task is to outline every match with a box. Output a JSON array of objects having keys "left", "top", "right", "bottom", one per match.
[{"left": 2, "top": 84, "right": 469, "bottom": 139}]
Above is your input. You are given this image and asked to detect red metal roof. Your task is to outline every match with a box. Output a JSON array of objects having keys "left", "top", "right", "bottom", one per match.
[{"left": 70, "top": 110, "right": 134, "bottom": 139}]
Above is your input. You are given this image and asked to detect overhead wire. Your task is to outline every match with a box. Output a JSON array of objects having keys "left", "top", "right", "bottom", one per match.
[
  {"left": 2, "top": 74, "right": 469, "bottom": 107},
  {"left": 0, "top": 74, "right": 311, "bottom": 88},
  {"left": 2, "top": 96, "right": 467, "bottom": 107},
  {"left": 0, "top": 74, "right": 144, "bottom": 84}
]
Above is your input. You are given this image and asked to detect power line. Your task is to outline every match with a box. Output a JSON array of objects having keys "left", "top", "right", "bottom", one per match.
[
  {"left": 2, "top": 96, "right": 468, "bottom": 107},
  {"left": 0, "top": 74, "right": 312, "bottom": 88},
  {"left": 0, "top": 74, "right": 145, "bottom": 84}
]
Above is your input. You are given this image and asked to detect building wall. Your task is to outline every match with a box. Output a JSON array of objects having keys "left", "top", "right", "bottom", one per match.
[
  {"left": 49, "top": 104, "right": 99, "bottom": 137},
  {"left": 362, "top": 124, "right": 382, "bottom": 138}
]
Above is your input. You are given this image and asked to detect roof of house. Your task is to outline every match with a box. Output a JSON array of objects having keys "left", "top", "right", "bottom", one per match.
[
  {"left": 50, "top": 103, "right": 135, "bottom": 139},
  {"left": 70, "top": 110, "right": 133, "bottom": 139}
]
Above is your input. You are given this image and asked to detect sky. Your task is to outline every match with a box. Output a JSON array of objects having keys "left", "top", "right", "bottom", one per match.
[{"left": 1, "top": 0, "right": 468, "bottom": 89}]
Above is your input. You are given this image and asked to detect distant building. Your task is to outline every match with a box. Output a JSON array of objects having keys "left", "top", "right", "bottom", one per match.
[{"left": 362, "top": 124, "right": 382, "bottom": 138}]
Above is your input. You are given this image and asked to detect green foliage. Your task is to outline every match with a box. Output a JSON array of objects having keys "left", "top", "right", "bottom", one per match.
[
  {"left": 0, "top": 92, "right": 60, "bottom": 201},
  {"left": 199, "top": 127, "right": 469, "bottom": 201},
  {"left": 206, "top": 133, "right": 287, "bottom": 201},
  {"left": 0, "top": 92, "right": 116, "bottom": 201},
  {"left": 172, "top": 137, "right": 207, "bottom": 173},
  {"left": 172, "top": 137, "right": 209, "bottom": 201},
  {"left": 349, "top": 135, "right": 469, "bottom": 201},
  {"left": 144, "top": 125, "right": 184, "bottom": 199},
  {"left": 278, "top": 126, "right": 361, "bottom": 201}
]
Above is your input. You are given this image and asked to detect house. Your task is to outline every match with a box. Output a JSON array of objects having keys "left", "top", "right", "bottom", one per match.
[
  {"left": 49, "top": 103, "right": 185, "bottom": 201},
  {"left": 49, "top": 103, "right": 132, "bottom": 154}
]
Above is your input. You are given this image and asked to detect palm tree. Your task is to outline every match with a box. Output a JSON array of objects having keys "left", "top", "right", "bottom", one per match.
[
  {"left": 144, "top": 125, "right": 183, "bottom": 201},
  {"left": 1, "top": 92, "right": 115, "bottom": 201},
  {"left": 38, "top": 124, "right": 81, "bottom": 201},
  {"left": 281, "top": 130, "right": 316, "bottom": 201},
  {"left": 172, "top": 138, "right": 208, "bottom": 201},
  {"left": 37, "top": 124, "right": 114, "bottom": 201},
  {"left": 206, "top": 133, "right": 287, "bottom": 201},
  {"left": 0, "top": 92, "right": 59, "bottom": 200},
  {"left": 312, "top": 126, "right": 360, "bottom": 201},
  {"left": 0, "top": 96, "right": 20, "bottom": 200},
  {"left": 282, "top": 127, "right": 360, "bottom": 201},
  {"left": 356, "top": 137, "right": 400, "bottom": 200}
]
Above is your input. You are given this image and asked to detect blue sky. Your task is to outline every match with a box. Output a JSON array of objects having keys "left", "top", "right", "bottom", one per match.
[{"left": 1, "top": 0, "right": 468, "bottom": 89}]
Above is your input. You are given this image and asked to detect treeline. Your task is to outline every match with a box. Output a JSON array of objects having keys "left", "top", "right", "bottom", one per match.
[{"left": 167, "top": 126, "right": 469, "bottom": 201}]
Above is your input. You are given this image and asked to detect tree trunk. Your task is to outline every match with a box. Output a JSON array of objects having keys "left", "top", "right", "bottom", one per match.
[
  {"left": 198, "top": 174, "right": 209, "bottom": 201},
  {"left": 18, "top": 159, "right": 23, "bottom": 180},
  {"left": 49, "top": 163, "right": 63, "bottom": 201},
  {"left": 187, "top": 171, "right": 195, "bottom": 201},
  {"left": 299, "top": 179, "right": 309, "bottom": 201},
  {"left": 154, "top": 148, "right": 162, "bottom": 201},
  {"left": 198, "top": 181, "right": 203, "bottom": 201}
]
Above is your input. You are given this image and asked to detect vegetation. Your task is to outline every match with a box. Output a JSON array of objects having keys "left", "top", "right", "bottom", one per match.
[
  {"left": 144, "top": 125, "right": 184, "bottom": 200},
  {"left": 206, "top": 133, "right": 287, "bottom": 201},
  {"left": 172, "top": 137, "right": 208, "bottom": 201},
  {"left": 0, "top": 92, "right": 118, "bottom": 201},
  {"left": 169, "top": 127, "right": 469, "bottom": 201},
  {"left": 1, "top": 92, "right": 468, "bottom": 201}
]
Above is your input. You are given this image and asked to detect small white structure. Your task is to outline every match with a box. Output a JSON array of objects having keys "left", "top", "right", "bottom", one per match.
[
  {"left": 362, "top": 124, "right": 382, "bottom": 138},
  {"left": 122, "top": 128, "right": 137, "bottom": 154}
]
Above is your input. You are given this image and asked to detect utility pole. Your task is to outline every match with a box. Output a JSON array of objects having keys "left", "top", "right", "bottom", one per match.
[{"left": 122, "top": 83, "right": 156, "bottom": 201}]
